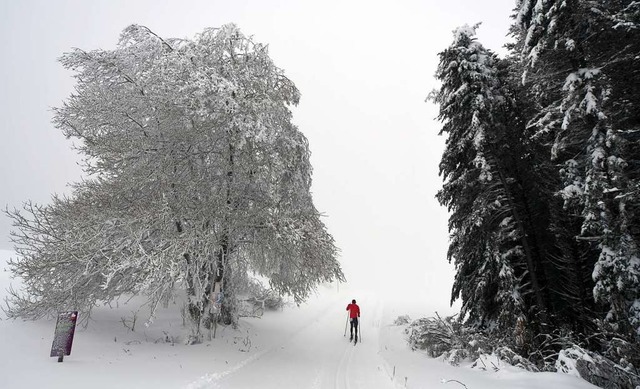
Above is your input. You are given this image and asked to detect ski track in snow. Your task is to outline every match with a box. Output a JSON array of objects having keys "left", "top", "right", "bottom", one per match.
[{"left": 184, "top": 291, "right": 397, "bottom": 389}]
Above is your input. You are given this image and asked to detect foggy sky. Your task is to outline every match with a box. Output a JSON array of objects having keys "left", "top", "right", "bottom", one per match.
[{"left": 0, "top": 0, "right": 515, "bottom": 311}]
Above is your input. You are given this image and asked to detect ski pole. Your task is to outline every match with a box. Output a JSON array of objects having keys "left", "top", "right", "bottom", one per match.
[
  {"left": 359, "top": 318, "right": 362, "bottom": 343},
  {"left": 344, "top": 314, "right": 349, "bottom": 337}
]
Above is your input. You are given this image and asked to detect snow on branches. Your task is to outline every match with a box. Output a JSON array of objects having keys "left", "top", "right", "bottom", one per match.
[{"left": 5, "top": 25, "right": 344, "bottom": 340}]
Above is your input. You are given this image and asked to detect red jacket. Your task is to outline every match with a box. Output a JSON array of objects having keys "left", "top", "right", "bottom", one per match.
[{"left": 346, "top": 303, "right": 360, "bottom": 319}]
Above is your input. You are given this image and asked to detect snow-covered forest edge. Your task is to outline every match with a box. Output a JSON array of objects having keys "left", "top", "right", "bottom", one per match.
[{"left": 418, "top": 2, "right": 640, "bottom": 388}]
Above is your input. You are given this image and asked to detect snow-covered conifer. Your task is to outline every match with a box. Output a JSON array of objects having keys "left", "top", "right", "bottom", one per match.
[
  {"left": 516, "top": 0, "right": 640, "bottom": 341},
  {"left": 433, "top": 25, "right": 534, "bottom": 336}
]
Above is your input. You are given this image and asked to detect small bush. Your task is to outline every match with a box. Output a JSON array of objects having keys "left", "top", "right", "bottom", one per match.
[
  {"left": 493, "top": 346, "right": 539, "bottom": 371},
  {"left": 245, "top": 280, "right": 284, "bottom": 312},
  {"left": 393, "top": 315, "right": 411, "bottom": 326},
  {"left": 557, "top": 345, "right": 640, "bottom": 389},
  {"left": 248, "top": 289, "right": 283, "bottom": 311},
  {"left": 406, "top": 313, "right": 490, "bottom": 365}
]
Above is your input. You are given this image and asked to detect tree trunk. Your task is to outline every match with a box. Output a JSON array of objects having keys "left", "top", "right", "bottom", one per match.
[
  {"left": 215, "top": 139, "right": 238, "bottom": 327},
  {"left": 493, "top": 161, "right": 550, "bottom": 327},
  {"left": 214, "top": 239, "right": 236, "bottom": 326}
]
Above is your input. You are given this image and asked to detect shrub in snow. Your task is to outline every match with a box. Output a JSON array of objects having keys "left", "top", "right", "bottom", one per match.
[
  {"left": 491, "top": 346, "right": 539, "bottom": 372},
  {"left": 527, "top": 329, "right": 582, "bottom": 371},
  {"left": 602, "top": 336, "right": 640, "bottom": 374},
  {"left": 406, "top": 314, "right": 458, "bottom": 356},
  {"left": 246, "top": 285, "right": 284, "bottom": 312},
  {"left": 393, "top": 315, "right": 411, "bottom": 326},
  {"left": 556, "top": 345, "right": 640, "bottom": 389},
  {"left": 470, "top": 353, "right": 503, "bottom": 372},
  {"left": 406, "top": 313, "right": 490, "bottom": 366}
]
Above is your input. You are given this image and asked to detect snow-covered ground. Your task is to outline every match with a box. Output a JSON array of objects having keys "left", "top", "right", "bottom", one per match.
[{"left": 0, "top": 250, "right": 597, "bottom": 388}]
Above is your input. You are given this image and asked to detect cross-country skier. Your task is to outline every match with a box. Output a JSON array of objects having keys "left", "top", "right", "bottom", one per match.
[{"left": 346, "top": 299, "right": 360, "bottom": 342}]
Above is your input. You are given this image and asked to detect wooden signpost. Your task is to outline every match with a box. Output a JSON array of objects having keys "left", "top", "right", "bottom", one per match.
[{"left": 50, "top": 311, "right": 78, "bottom": 362}]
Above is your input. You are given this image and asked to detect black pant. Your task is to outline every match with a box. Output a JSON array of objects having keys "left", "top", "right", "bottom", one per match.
[{"left": 350, "top": 318, "right": 359, "bottom": 337}]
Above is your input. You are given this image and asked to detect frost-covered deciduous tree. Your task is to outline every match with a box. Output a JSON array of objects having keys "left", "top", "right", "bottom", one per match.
[{"left": 5, "top": 24, "right": 344, "bottom": 341}]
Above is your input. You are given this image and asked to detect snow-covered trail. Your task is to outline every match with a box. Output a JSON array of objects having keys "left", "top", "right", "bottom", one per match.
[
  {"left": 186, "top": 291, "right": 396, "bottom": 389},
  {"left": 0, "top": 251, "right": 601, "bottom": 389}
]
